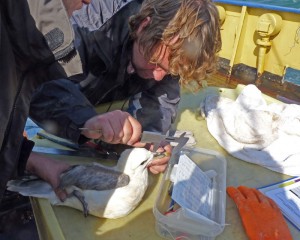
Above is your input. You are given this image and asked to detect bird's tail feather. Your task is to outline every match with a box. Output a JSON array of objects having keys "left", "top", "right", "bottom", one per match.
[{"left": 7, "top": 177, "right": 54, "bottom": 199}]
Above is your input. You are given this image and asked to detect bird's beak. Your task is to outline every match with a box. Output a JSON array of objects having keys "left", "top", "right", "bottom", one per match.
[
  {"left": 144, "top": 152, "right": 169, "bottom": 169},
  {"left": 145, "top": 159, "right": 153, "bottom": 168},
  {"left": 153, "top": 152, "right": 168, "bottom": 158},
  {"left": 143, "top": 152, "right": 155, "bottom": 169}
]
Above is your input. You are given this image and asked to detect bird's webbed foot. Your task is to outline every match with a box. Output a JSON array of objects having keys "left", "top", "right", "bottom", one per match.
[{"left": 69, "top": 190, "right": 89, "bottom": 217}]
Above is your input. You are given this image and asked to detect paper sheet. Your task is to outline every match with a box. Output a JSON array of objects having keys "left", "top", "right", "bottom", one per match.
[
  {"left": 266, "top": 181, "right": 300, "bottom": 229},
  {"left": 171, "top": 154, "right": 213, "bottom": 218}
]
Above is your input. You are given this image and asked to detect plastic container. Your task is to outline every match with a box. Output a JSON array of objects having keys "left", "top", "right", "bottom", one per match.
[{"left": 153, "top": 147, "right": 227, "bottom": 240}]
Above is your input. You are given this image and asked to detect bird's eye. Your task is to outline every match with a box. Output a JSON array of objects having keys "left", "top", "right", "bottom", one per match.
[{"left": 140, "top": 160, "right": 148, "bottom": 165}]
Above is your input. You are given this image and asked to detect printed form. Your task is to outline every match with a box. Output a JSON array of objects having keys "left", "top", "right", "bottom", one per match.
[{"left": 266, "top": 181, "right": 300, "bottom": 229}]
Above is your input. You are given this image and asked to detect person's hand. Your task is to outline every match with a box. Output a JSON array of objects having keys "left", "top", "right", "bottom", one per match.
[
  {"left": 227, "top": 186, "right": 292, "bottom": 240},
  {"left": 62, "top": 0, "right": 91, "bottom": 17},
  {"left": 147, "top": 144, "right": 172, "bottom": 174},
  {"left": 132, "top": 142, "right": 172, "bottom": 174},
  {"left": 26, "top": 152, "right": 70, "bottom": 201},
  {"left": 81, "top": 110, "right": 142, "bottom": 145}
]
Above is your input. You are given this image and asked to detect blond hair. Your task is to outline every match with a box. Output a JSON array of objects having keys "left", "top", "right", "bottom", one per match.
[{"left": 129, "top": 0, "right": 221, "bottom": 90}]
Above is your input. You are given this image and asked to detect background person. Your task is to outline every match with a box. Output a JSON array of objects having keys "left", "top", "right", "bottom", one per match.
[{"left": 0, "top": 0, "right": 90, "bottom": 203}]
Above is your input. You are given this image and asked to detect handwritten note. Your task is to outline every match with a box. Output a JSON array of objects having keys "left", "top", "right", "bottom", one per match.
[{"left": 171, "top": 154, "right": 213, "bottom": 218}]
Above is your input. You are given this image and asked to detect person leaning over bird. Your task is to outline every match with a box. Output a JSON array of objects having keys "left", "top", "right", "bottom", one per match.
[
  {"left": 27, "top": 0, "right": 221, "bottom": 188},
  {"left": 0, "top": 0, "right": 91, "bottom": 204}
]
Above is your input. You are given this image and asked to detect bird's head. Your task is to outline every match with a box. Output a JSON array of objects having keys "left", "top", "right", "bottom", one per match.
[{"left": 117, "top": 148, "right": 154, "bottom": 174}]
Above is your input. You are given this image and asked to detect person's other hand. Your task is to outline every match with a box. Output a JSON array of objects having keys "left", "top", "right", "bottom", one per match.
[
  {"left": 82, "top": 110, "right": 142, "bottom": 145},
  {"left": 227, "top": 186, "right": 292, "bottom": 240},
  {"left": 131, "top": 143, "right": 171, "bottom": 174},
  {"left": 62, "top": 0, "right": 91, "bottom": 17},
  {"left": 147, "top": 144, "right": 172, "bottom": 174},
  {"left": 26, "top": 152, "right": 71, "bottom": 201}
]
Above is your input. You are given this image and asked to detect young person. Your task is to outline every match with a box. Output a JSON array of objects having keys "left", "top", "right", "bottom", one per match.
[{"left": 29, "top": 0, "right": 221, "bottom": 177}]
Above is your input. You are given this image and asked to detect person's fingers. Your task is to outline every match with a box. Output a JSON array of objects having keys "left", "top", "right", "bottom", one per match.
[
  {"left": 101, "top": 124, "right": 116, "bottom": 142},
  {"left": 82, "top": 115, "right": 104, "bottom": 139},
  {"left": 81, "top": 125, "right": 102, "bottom": 139},
  {"left": 132, "top": 141, "right": 147, "bottom": 148},
  {"left": 54, "top": 188, "right": 68, "bottom": 202},
  {"left": 104, "top": 112, "right": 124, "bottom": 143},
  {"left": 91, "top": 111, "right": 141, "bottom": 145},
  {"left": 126, "top": 115, "right": 142, "bottom": 145},
  {"left": 150, "top": 152, "right": 170, "bottom": 166},
  {"left": 162, "top": 144, "right": 172, "bottom": 154},
  {"left": 149, "top": 164, "right": 167, "bottom": 174},
  {"left": 121, "top": 114, "right": 134, "bottom": 144},
  {"left": 147, "top": 145, "right": 171, "bottom": 174},
  {"left": 83, "top": 111, "right": 129, "bottom": 143}
]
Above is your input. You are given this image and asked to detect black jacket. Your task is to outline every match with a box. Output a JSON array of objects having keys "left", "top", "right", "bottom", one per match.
[
  {"left": 0, "top": 0, "right": 81, "bottom": 201},
  {"left": 29, "top": 0, "right": 181, "bottom": 143}
]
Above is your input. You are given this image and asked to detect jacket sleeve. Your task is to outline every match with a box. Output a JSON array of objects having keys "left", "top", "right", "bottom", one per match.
[
  {"left": 29, "top": 0, "right": 83, "bottom": 76},
  {"left": 127, "top": 76, "right": 181, "bottom": 134},
  {"left": 17, "top": 138, "right": 35, "bottom": 177},
  {"left": 29, "top": 79, "right": 98, "bottom": 143}
]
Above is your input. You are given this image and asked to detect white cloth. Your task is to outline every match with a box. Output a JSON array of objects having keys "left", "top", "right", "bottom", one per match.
[{"left": 200, "top": 84, "right": 300, "bottom": 176}]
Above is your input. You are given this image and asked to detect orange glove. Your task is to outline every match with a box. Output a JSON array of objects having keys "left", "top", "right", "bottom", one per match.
[{"left": 227, "top": 186, "right": 292, "bottom": 240}]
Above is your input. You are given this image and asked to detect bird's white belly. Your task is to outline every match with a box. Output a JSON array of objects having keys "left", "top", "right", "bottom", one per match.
[{"left": 58, "top": 173, "right": 149, "bottom": 219}]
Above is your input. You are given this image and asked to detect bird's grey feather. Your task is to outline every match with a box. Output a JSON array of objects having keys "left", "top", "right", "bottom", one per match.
[
  {"left": 7, "top": 178, "right": 53, "bottom": 197},
  {"left": 59, "top": 163, "right": 130, "bottom": 191}
]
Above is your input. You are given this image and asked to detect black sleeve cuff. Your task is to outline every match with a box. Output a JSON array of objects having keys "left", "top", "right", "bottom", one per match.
[{"left": 18, "top": 138, "right": 35, "bottom": 176}]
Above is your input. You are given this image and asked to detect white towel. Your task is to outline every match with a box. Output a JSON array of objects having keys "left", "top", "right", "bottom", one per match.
[{"left": 200, "top": 84, "right": 300, "bottom": 176}]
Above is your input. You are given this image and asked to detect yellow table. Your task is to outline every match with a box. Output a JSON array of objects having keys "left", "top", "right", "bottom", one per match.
[{"left": 31, "top": 85, "right": 300, "bottom": 240}]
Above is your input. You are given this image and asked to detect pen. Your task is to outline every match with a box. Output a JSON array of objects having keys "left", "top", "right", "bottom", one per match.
[{"left": 278, "top": 178, "right": 300, "bottom": 188}]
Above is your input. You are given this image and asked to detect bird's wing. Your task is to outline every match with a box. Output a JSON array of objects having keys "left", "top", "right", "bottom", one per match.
[{"left": 59, "top": 163, "right": 130, "bottom": 191}]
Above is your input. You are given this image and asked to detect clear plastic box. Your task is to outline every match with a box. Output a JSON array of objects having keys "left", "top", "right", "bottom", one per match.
[{"left": 153, "top": 147, "right": 227, "bottom": 240}]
